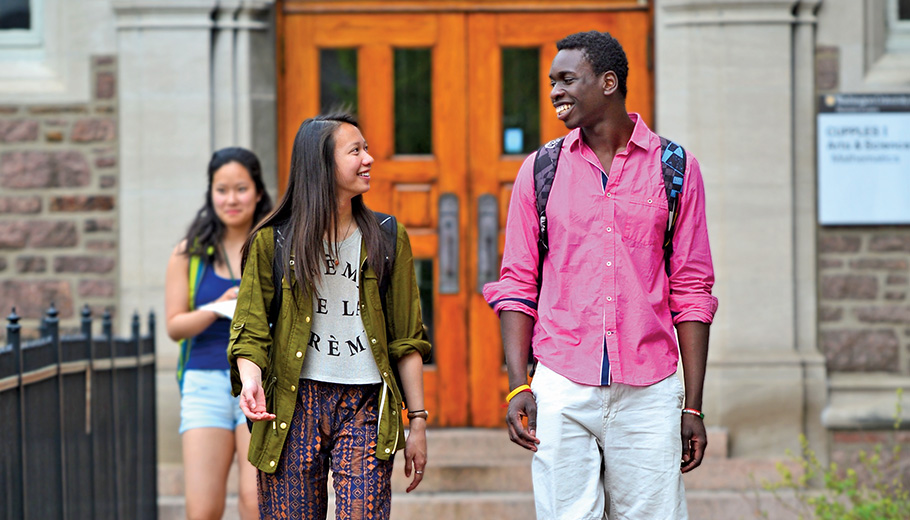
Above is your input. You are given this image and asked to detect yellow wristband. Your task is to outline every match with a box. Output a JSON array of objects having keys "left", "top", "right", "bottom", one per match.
[{"left": 506, "top": 384, "right": 532, "bottom": 403}]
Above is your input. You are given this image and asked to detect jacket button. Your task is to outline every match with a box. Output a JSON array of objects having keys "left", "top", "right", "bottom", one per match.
[
  {"left": 392, "top": 410, "right": 397, "bottom": 416},
  {"left": 305, "top": 316, "right": 310, "bottom": 323},
  {"left": 384, "top": 448, "right": 391, "bottom": 454},
  {"left": 383, "top": 371, "right": 388, "bottom": 377},
  {"left": 371, "top": 338, "right": 377, "bottom": 344},
  {"left": 280, "top": 422, "right": 287, "bottom": 429},
  {"left": 269, "top": 460, "right": 276, "bottom": 467},
  {"left": 296, "top": 351, "right": 303, "bottom": 358},
  {"left": 291, "top": 385, "right": 296, "bottom": 392}
]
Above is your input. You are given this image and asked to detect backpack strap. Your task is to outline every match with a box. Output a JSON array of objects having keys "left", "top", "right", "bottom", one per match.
[
  {"left": 533, "top": 137, "right": 565, "bottom": 265},
  {"left": 178, "top": 252, "right": 209, "bottom": 389},
  {"left": 658, "top": 137, "right": 687, "bottom": 276},
  {"left": 268, "top": 223, "right": 289, "bottom": 333},
  {"left": 372, "top": 211, "right": 397, "bottom": 305}
]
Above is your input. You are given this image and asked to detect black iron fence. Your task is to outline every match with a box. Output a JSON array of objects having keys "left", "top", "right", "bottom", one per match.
[{"left": 0, "top": 305, "right": 157, "bottom": 520}]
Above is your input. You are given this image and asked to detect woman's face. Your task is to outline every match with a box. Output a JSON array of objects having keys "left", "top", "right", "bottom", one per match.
[
  {"left": 333, "top": 122, "right": 373, "bottom": 202},
  {"left": 211, "top": 161, "right": 262, "bottom": 230}
]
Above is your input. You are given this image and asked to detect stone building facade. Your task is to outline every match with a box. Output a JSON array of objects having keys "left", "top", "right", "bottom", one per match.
[
  {"left": 0, "top": 57, "right": 119, "bottom": 336},
  {"left": 0, "top": 0, "right": 908, "bottom": 485}
]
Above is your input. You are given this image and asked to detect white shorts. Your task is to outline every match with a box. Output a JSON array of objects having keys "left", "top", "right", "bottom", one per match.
[{"left": 530, "top": 363, "right": 687, "bottom": 520}]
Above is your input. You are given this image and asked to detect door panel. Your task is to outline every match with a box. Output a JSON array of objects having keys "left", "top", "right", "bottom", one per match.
[
  {"left": 279, "top": 5, "right": 651, "bottom": 427},
  {"left": 466, "top": 11, "right": 653, "bottom": 426}
]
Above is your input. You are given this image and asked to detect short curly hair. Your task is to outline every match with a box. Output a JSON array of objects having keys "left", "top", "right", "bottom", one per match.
[{"left": 556, "top": 31, "right": 628, "bottom": 99}]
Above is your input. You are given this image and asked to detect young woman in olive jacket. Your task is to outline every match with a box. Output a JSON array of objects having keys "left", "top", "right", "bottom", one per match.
[{"left": 228, "top": 113, "right": 432, "bottom": 519}]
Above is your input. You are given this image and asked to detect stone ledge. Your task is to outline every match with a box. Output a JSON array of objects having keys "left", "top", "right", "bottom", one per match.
[{"left": 823, "top": 372, "right": 910, "bottom": 429}]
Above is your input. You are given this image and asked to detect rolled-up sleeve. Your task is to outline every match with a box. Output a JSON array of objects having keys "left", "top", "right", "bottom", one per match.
[
  {"left": 668, "top": 156, "right": 719, "bottom": 324},
  {"left": 482, "top": 154, "right": 542, "bottom": 320},
  {"left": 386, "top": 224, "right": 432, "bottom": 363},
  {"left": 227, "top": 227, "right": 276, "bottom": 396}
]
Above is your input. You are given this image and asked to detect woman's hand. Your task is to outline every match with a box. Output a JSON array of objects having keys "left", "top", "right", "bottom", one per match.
[
  {"left": 403, "top": 417, "right": 427, "bottom": 493},
  {"left": 237, "top": 358, "right": 276, "bottom": 422},
  {"left": 214, "top": 285, "right": 240, "bottom": 303}
]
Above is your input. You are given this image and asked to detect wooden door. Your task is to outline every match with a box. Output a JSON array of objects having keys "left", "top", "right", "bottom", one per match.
[
  {"left": 466, "top": 12, "right": 654, "bottom": 426},
  {"left": 278, "top": 3, "right": 652, "bottom": 427}
]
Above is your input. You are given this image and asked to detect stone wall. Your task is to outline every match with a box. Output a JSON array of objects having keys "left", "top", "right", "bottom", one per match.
[
  {"left": 0, "top": 57, "right": 118, "bottom": 337},
  {"left": 819, "top": 228, "right": 910, "bottom": 374}
]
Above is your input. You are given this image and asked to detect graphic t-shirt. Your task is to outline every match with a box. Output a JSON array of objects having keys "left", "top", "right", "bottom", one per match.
[{"left": 299, "top": 228, "right": 382, "bottom": 384}]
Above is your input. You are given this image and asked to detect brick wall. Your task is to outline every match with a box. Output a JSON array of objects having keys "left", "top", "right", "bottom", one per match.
[
  {"left": 819, "top": 228, "right": 910, "bottom": 374},
  {"left": 0, "top": 57, "right": 118, "bottom": 337}
]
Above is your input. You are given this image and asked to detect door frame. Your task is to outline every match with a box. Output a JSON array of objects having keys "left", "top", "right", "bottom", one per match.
[{"left": 276, "top": 0, "right": 653, "bottom": 427}]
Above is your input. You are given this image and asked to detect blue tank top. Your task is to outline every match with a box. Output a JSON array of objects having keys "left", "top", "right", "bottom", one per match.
[{"left": 186, "top": 264, "right": 235, "bottom": 370}]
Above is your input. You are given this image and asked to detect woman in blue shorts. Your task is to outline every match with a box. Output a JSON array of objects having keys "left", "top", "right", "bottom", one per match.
[{"left": 165, "top": 147, "right": 273, "bottom": 519}]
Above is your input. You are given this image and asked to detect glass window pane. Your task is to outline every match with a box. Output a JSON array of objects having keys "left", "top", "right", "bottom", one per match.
[
  {"left": 502, "top": 48, "right": 540, "bottom": 155},
  {"left": 394, "top": 48, "right": 432, "bottom": 154},
  {"left": 320, "top": 49, "right": 358, "bottom": 114},
  {"left": 414, "top": 258, "right": 434, "bottom": 363},
  {"left": 0, "top": 0, "right": 30, "bottom": 30},
  {"left": 900, "top": 0, "right": 910, "bottom": 20}
]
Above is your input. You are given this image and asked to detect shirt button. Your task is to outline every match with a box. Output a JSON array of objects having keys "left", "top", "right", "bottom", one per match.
[
  {"left": 291, "top": 385, "right": 296, "bottom": 392},
  {"left": 296, "top": 351, "right": 302, "bottom": 358},
  {"left": 606, "top": 227, "right": 612, "bottom": 232},
  {"left": 280, "top": 422, "right": 287, "bottom": 429},
  {"left": 606, "top": 261, "right": 612, "bottom": 266},
  {"left": 606, "top": 331, "right": 614, "bottom": 336},
  {"left": 607, "top": 193, "right": 612, "bottom": 198},
  {"left": 269, "top": 460, "right": 276, "bottom": 467},
  {"left": 607, "top": 296, "right": 613, "bottom": 301},
  {"left": 647, "top": 198, "right": 653, "bottom": 203}
]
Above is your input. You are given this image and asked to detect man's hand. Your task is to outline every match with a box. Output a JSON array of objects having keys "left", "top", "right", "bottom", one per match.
[
  {"left": 680, "top": 413, "right": 707, "bottom": 473},
  {"left": 506, "top": 391, "right": 540, "bottom": 451}
]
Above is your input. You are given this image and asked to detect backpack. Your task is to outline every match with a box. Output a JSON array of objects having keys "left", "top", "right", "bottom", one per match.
[
  {"left": 177, "top": 245, "right": 214, "bottom": 390},
  {"left": 533, "top": 135, "right": 687, "bottom": 281},
  {"left": 267, "top": 211, "right": 398, "bottom": 330}
]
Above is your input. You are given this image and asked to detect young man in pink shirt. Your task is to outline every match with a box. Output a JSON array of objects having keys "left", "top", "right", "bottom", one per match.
[{"left": 484, "top": 31, "right": 718, "bottom": 519}]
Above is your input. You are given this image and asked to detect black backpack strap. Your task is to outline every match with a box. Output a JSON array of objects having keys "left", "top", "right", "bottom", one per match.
[
  {"left": 372, "top": 211, "right": 397, "bottom": 305},
  {"left": 529, "top": 136, "right": 564, "bottom": 377},
  {"left": 268, "top": 222, "right": 289, "bottom": 332},
  {"left": 533, "top": 137, "right": 565, "bottom": 264},
  {"left": 659, "top": 137, "right": 686, "bottom": 276}
]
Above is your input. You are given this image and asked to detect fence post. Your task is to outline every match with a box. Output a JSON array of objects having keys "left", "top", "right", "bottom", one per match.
[
  {"left": 9, "top": 308, "right": 26, "bottom": 519},
  {"left": 103, "top": 308, "right": 122, "bottom": 519},
  {"left": 44, "top": 303, "right": 70, "bottom": 520}
]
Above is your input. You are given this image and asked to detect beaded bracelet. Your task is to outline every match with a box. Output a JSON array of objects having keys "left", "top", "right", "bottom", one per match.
[
  {"left": 682, "top": 408, "right": 705, "bottom": 420},
  {"left": 506, "top": 384, "right": 532, "bottom": 403}
]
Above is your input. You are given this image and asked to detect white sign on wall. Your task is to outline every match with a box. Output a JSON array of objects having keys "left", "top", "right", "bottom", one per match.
[{"left": 817, "top": 94, "right": 910, "bottom": 225}]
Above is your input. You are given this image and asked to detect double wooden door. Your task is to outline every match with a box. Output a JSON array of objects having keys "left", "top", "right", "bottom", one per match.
[{"left": 278, "top": 2, "right": 652, "bottom": 427}]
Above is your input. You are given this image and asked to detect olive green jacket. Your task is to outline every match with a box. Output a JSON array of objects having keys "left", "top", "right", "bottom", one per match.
[{"left": 227, "top": 223, "right": 432, "bottom": 473}]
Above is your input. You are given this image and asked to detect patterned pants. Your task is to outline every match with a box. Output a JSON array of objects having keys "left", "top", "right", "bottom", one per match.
[{"left": 258, "top": 380, "right": 393, "bottom": 520}]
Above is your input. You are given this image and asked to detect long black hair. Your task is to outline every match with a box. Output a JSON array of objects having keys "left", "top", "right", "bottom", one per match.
[
  {"left": 182, "top": 147, "right": 274, "bottom": 264},
  {"left": 244, "top": 112, "right": 388, "bottom": 295}
]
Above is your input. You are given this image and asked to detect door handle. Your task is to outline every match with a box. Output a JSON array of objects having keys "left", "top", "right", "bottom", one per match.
[
  {"left": 438, "top": 193, "right": 459, "bottom": 294},
  {"left": 476, "top": 194, "right": 499, "bottom": 293}
]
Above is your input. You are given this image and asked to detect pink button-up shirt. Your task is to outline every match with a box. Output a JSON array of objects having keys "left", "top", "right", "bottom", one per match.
[{"left": 483, "top": 114, "right": 718, "bottom": 387}]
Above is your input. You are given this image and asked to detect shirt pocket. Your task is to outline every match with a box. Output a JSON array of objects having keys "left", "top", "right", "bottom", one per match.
[{"left": 621, "top": 196, "right": 669, "bottom": 248}]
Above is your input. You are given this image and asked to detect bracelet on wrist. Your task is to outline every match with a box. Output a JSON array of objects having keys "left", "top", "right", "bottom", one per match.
[
  {"left": 506, "top": 384, "right": 532, "bottom": 403},
  {"left": 407, "top": 409, "right": 429, "bottom": 420},
  {"left": 682, "top": 408, "right": 705, "bottom": 420}
]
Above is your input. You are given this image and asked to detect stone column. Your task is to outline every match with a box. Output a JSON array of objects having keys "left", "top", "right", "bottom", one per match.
[
  {"left": 113, "top": 0, "right": 276, "bottom": 465},
  {"left": 656, "top": 0, "right": 827, "bottom": 458}
]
